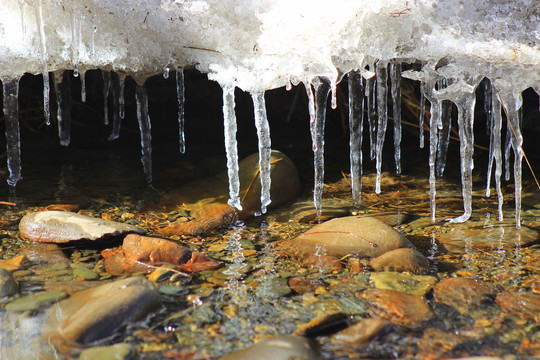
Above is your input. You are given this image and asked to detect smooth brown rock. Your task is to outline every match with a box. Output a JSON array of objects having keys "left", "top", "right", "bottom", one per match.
[
  {"left": 369, "top": 248, "right": 430, "bottom": 274},
  {"left": 495, "top": 292, "right": 540, "bottom": 322},
  {"left": 20, "top": 243, "right": 70, "bottom": 265},
  {"left": 288, "top": 277, "right": 323, "bottom": 294},
  {"left": 42, "top": 277, "right": 161, "bottom": 355},
  {"left": 331, "top": 318, "right": 391, "bottom": 345},
  {"left": 19, "top": 211, "right": 144, "bottom": 243},
  {"left": 303, "top": 255, "right": 342, "bottom": 272},
  {"left": 284, "top": 216, "right": 413, "bottom": 258},
  {"left": 144, "top": 150, "right": 301, "bottom": 236},
  {"left": 433, "top": 278, "right": 492, "bottom": 314},
  {"left": 102, "top": 234, "right": 221, "bottom": 276},
  {"left": 361, "top": 288, "right": 432, "bottom": 326},
  {"left": 220, "top": 335, "right": 322, "bottom": 360}
]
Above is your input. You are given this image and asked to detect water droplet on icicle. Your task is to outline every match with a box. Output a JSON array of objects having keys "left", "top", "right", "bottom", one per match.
[
  {"left": 348, "top": 70, "right": 364, "bottom": 208},
  {"left": 135, "top": 84, "right": 153, "bottom": 183},
  {"left": 251, "top": 92, "right": 272, "bottom": 214},
  {"left": 71, "top": 13, "right": 82, "bottom": 77},
  {"left": 222, "top": 83, "right": 242, "bottom": 211},
  {"left": 176, "top": 69, "right": 186, "bottom": 154},
  {"left": 2, "top": 78, "right": 23, "bottom": 187}
]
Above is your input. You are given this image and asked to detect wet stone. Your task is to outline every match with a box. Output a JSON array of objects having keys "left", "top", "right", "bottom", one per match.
[
  {"left": 361, "top": 288, "right": 432, "bottom": 326},
  {"left": 288, "top": 276, "right": 323, "bottom": 294},
  {"left": 416, "top": 328, "right": 469, "bottom": 360},
  {"left": 331, "top": 317, "right": 391, "bottom": 345},
  {"left": 0, "top": 268, "right": 17, "bottom": 297},
  {"left": 221, "top": 335, "right": 322, "bottom": 360},
  {"left": 79, "top": 343, "right": 135, "bottom": 360},
  {"left": 369, "top": 248, "right": 430, "bottom": 274},
  {"left": 255, "top": 277, "right": 291, "bottom": 299},
  {"left": 41, "top": 277, "right": 162, "bottom": 355},
  {"left": 370, "top": 272, "right": 437, "bottom": 296},
  {"left": 5, "top": 291, "right": 68, "bottom": 312},
  {"left": 19, "top": 211, "right": 144, "bottom": 243},
  {"left": 303, "top": 255, "right": 342, "bottom": 272},
  {"left": 72, "top": 267, "right": 100, "bottom": 281},
  {"left": 284, "top": 216, "right": 414, "bottom": 258},
  {"left": 433, "top": 278, "right": 492, "bottom": 314},
  {"left": 495, "top": 292, "right": 540, "bottom": 323},
  {"left": 20, "top": 243, "right": 70, "bottom": 265}
]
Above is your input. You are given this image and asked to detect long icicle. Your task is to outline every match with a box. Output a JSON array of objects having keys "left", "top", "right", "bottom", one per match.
[
  {"left": 2, "top": 79, "right": 22, "bottom": 187},
  {"left": 486, "top": 85, "right": 504, "bottom": 221},
  {"left": 366, "top": 76, "right": 377, "bottom": 160},
  {"left": 375, "top": 61, "right": 388, "bottom": 194},
  {"left": 34, "top": 0, "right": 50, "bottom": 125},
  {"left": 80, "top": 69, "right": 87, "bottom": 102},
  {"left": 424, "top": 81, "right": 441, "bottom": 223},
  {"left": 390, "top": 61, "right": 402, "bottom": 174},
  {"left": 419, "top": 89, "right": 425, "bottom": 148},
  {"left": 252, "top": 92, "right": 272, "bottom": 214},
  {"left": 108, "top": 72, "right": 122, "bottom": 141},
  {"left": 436, "top": 101, "right": 452, "bottom": 177},
  {"left": 176, "top": 69, "right": 186, "bottom": 154},
  {"left": 348, "top": 70, "right": 364, "bottom": 208},
  {"left": 306, "top": 77, "right": 331, "bottom": 216},
  {"left": 222, "top": 84, "right": 242, "bottom": 210},
  {"left": 102, "top": 71, "right": 110, "bottom": 125},
  {"left": 135, "top": 84, "right": 153, "bottom": 183},
  {"left": 53, "top": 71, "right": 72, "bottom": 146}
]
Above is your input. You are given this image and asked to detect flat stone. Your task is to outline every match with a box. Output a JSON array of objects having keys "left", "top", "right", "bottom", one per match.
[
  {"left": 19, "top": 211, "right": 144, "bottom": 243},
  {"left": 221, "top": 335, "right": 322, "bottom": 360},
  {"left": 433, "top": 278, "right": 492, "bottom": 314},
  {"left": 362, "top": 288, "right": 432, "bottom": 326},
  {"left": 20, "top": 243, "right": 70, "bottom": 264},
  {"left": 5, "top": 291, "right": 67, "bottom": 312},
  {"left": 370, "top": 272, "right": 437, "bottom": 296},
  {"left": 495, "top": 292, "right": 540, "bottom": 323},
  {"left": 369, "top": 248, "right": 430, "bottom": 274},
  {"left": 0, "top": 268, "right": 17, "bottom": 297},
  {"left": 284, "top": 216, "right": 414, "bottom": 258},
  {"left": 331, "top": 318, "right": 391, "bottom": 345},
  {"left": 255, "top": 277, "right": 291, "bottom": 299},
  {"left": 79, "top": 343, "right": 135, "bottom": 360},
  {"left": 42, "top": 277, "right": 162, "bottom": 355},
  {"left": 437, "top": 221, "right": 539, "bottom": 252}
]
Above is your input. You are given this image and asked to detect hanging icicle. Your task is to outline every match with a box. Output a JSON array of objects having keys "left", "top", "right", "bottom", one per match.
[
  {"left": 222, "top": 83, "right": 242, "bottom": 211},
  {"left": 436, "top": 101, "right": 452, "bottom": 177},
  {"left": 251, "top": 92, "right": 272, "bottom": 214},
  {"left": 53, "top": 71, "right": 72, "bottom": 146},
  {"left": 80, "top": 69, "right": 87, "bottom": 102},
  {"left": 504, "top": 124, "right": 512, "bottom": 181},
  {"left": 2, "top": 79, "right": 22, "bottom": 187},
  {"left": 102, "top": 71, "right": 110, "bottom": 125},
  {"left": 119, "top": 73, "right": 126, "bottom": 119},
  {"left": 108, "top": 72, "right": 122, "bottom": 141},
  {"left": 348, "top": 70, "right": 364, "bottom": 208},
  {"left": 484, "top": 80, "right": 492, "bottom": 134},
  {"left": 419, "top": 89, "right": 425, "bottom": 148},
  {"left": 306, "top": 77, "right": 331, "bottom": 216},
  {"left": 486, "top": 85, "right": 503, "bottom": 221},
  {"left": 375, "top": 61, "right": 388, "bottom": 194},
  {"left": 71, "top": 12, "right": 82, "bottom": 77},
  {"left": 135, "top": 84, "right": 153, "bottom": 183},
  {"left": 366, "top": 76, "right": 377, "bottom": 160},
  {"left": 176, "top": 69, "right": 186, "bottom": 154},
  {"left": 390, "top": 61, "right": 402, "bottom": 174},
  {"left": 34, "top": 0, "right": 50, "bottom": 125}
]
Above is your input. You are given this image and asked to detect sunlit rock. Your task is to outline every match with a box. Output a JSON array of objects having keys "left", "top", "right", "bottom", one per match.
[{"left": 369, "top": 248, "right": 430, "bottom": 274}]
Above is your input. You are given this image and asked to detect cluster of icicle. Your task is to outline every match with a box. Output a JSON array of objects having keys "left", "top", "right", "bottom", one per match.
[{"left": 0, "top": 59, "right": 530, "bottom": 227}]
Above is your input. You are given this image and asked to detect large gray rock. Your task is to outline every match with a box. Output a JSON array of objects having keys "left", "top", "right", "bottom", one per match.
[
  {"left": 221, "top": 335, "right": 322, "bottom": 360},
  {"left": 41, "top": 277, "right": 161, "bottom": 355},
  {"left": 285, "top": 216, "right": 413, "bottom": 258},
  {"left": 19, "top": 211, "right": 144, "bottom": 243}
]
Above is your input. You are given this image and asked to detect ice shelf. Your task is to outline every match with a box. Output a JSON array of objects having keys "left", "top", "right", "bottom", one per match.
[{"left": 1, "top": 0, "right": 539, "bottom": 225}]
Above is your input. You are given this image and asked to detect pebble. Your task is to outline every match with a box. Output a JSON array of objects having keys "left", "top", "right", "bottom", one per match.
[
  {"left": 370, "top": 272, "right": 437, "bottom": 296},
  {"left": 220, "top": 335, "right": 322, "bottom": 360},
  {"left": 285, "top": 216, "right": 414, "bottom": 258},
  {"left": 5, "top": 291, "right": 67, "bottom": 312},
  {"left": 42, "top": 277, "right": 162, "bottom": 355},
  {"left": 255, "top": 277, "right": 291, "bottom": 299},
  {"left": 361, "top": 288, "right": 432, "bottom": 326},
  {"left": 19, "top": 211, "right": 144, "bottom": 243},
  {"left": 0, "top": 268, "right": 17, "bottom": 297},
  {"left": 433, "top": 278, "right": 492, "bottom": 314},
  {"left": 369, "top": 248, "right": 430, "bottom": 274},
  {"left": 495, "top": 292, "right": 540, "bottom": 322},
  {"left": 331, "top": 317, "right": 391, "bottom": 345},
  {"left": 79, "top": 343, "right": 135, "bottom": 360},
  {"left": 72, "top": 267, "right": 100, "bottom": 281}
]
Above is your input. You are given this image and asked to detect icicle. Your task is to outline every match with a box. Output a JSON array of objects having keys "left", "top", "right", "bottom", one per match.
[
  {"left": 2, "top": 79, "right": 22, "bottom": 187},
  {"left": 436, "top": 101, "right": 452, "bottom": 177},
  {"left": 34, "top": 0, "right": 50, "bottom": 125},
  {"left": 176, "top": 69, "right": 186, "bottom": 153},
  {"left": 71, "top": 13, "right": 82, "bottom": 77},
  {"left": 484, "top": 80, "right": 492, "bottom": 134},
  {"left": 251, "top": 92, "right": 272, "bottom": 214},
  {"left": 330, "top": 82, "right": 337, "bottom": 110},
  {"left": 102, "top": 71, "right": 110, "bottom": 125},
  {"left": 222, "top": 84, "right": 242, "bottom": 210},
  {"left": 366, "top": 77, "right": 377, "bottom": 160},
  {"left": 18, "top": 1, "right": 26, "bottom": 41},
  {"left": 119, "top": 73, "right": 126, "bottom": 119},
  {"left": 135, "top": 84, "right": 153, "bottom": 183},
  {"left": 504, "top": 125, "right": 512, "bottom": 181},
  {"left": 419, "top": 89, "right": 425, "bottom": 148},
  {"left": 375, "top": 61, "right": 388, "bottom": 194},
  {"left": 486, "top": 85, "right": 503, "bottom": 221},
  {"left": 53, "top": 71, "right": 72, "bottom": 146},
  {"left": 80, "top": 69, "right": 87, "bottom": 102},
  {"left": 348, "top": 70, "right": 364, "bottom": 208},
  {"left": 163, "top": 67, "right": 170, "bottom": 79},
  {"left": 390, "top": 61, "right": 402, "bottom": 174},
  {"left": 286, "top": 76, "right": 292, "bottom": 91},
  {"left": 108, "top": 72, "right": 122, "bottom": 141},
  {"left": 448, "top": 94, "right": 477, "bottom": 223},
  {"left": 306, "top": 77, "right": 331, "bottom": 216}
]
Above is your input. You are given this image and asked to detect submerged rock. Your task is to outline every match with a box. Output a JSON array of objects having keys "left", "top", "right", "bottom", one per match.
[
  {"left": 5, "top": 291, "right": 67, "bottom": 312},
  {"left": 221, "top": 335, "right": 322, "bottom": 360},
  {"left": 370, "top": 272, "right": 437, "bottom": 296},
  {"left": 433, "top": 278, "right": 492, "bottom": 314},
  {"left": 19, "top": 243, "right": 70, "bottom": 265},
  {"left": 284, "top": 216, "right": 413, "bottom": 258},
  {"left": 0, "top": 268, "right": 17, "bottom": 297},
  {"left": 495, "top": 292, "right": 540, "bottom": 323},
  {"left": 331, "top": 317, "right": 391, "bottom": 345},
  {"left": 41, "top": 277, "right": 162, "bottom": 355},
  {"left": 369, "top": 248, "right": 430, "bottom": 274},
  {"left": 102, "top": 234, "right": 221, "bottom": 276},
  {"left": 19, "top": 211, "right": 144, "bottom": 243},
  {"left": 255, "top": 277, "right": 292, "bottom": 299},
  {"left": 144, "top": 150, "right": 301, "bottom": 236},
  {"left": 79, "top": 343, "right": 135, "bottom": 360},
  {"left": 362, "top": 288, "right": 432, "bottom": 326}
]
